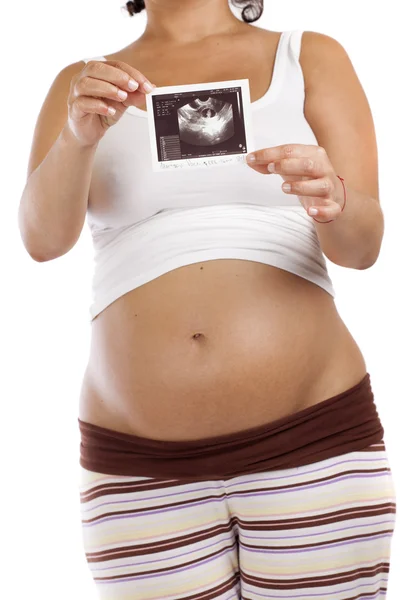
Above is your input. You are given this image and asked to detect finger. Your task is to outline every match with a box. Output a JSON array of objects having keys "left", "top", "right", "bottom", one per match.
[
  {"left": 246, "top": 144, "right": 321, "bottom": 167},
  {"left": 84, "top": 61, "right": 141, "bottom": 94},
  {"left": 281, "top": 176, "right": 335, "bottom": 198},
  {"left": 307, "top": 199, "right": 343, "bottom": 221},
  {"left": 70, "top": 95, "right": 116, "bottom": 120},
  {"left": 245, "top": 161, "right": 274, "bottom": 175},
  {"left": 74, "top": 75, "right": 139, "bottom": 105},
  {"left": 270, "top": 157, "right": 326, "bottom": 178},
  {"left": 121, "top": 89, "right": 147, "bottom": 110},
  {"left": 85, "top": 60, "right": 155, "bottom": 96}
]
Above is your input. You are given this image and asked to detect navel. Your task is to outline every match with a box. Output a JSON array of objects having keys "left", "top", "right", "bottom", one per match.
[{"left": 192, "top": 332, "right": 205, "bottom": 340}]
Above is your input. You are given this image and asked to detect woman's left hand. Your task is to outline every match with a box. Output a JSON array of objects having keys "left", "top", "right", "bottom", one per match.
[{"left": 246, "top": 144, "right": 345, "bottom": 222}]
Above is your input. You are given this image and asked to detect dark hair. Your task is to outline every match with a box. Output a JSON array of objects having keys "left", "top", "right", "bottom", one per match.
[{"left": 125, "top": 0, "right": 264, "bottom": 23}]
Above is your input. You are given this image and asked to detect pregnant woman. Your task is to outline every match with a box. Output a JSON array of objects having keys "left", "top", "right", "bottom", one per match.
[{"left": 18, "top": 0, "right": 397, "bottom": 598}]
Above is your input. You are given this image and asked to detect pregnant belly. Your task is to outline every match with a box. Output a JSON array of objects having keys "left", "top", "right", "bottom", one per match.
[{"left": 79, "top": 260, "right": 367, "bottom": 441}]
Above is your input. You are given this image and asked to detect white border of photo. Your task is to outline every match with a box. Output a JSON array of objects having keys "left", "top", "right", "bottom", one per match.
[{"left": 145, "top": 79, "right": 255, "bottom": 171}]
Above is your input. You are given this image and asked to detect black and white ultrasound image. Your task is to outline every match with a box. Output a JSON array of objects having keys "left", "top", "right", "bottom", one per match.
[{"left": 151, "top": 87, "right": 248, "bottom": 162}]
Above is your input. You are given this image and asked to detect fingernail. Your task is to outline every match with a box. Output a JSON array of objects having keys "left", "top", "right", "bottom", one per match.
[
  {"left": 309, "top": 207, "right": 318, "bottom": 215},
  {"left": 267, "top": 162, "right": 275, "bottom": 173},
  {"left": 247, "top": 153, "right": 256, "bottom": 163},
  {"left": 128, "top": 79, "right": 139, "bottom": 91},
  {"left": 143, "top": 82, "right": 154, "bottom": 93}
]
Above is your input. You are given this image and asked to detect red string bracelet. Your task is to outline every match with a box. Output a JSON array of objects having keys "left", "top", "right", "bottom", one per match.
[{"left": 312, "top": 175, "right": 347, "bottom": 223}]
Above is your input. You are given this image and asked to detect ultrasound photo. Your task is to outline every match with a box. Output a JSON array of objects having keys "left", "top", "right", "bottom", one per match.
[{"left": 146, "top": 79, "right": 255, "bottom": 171}]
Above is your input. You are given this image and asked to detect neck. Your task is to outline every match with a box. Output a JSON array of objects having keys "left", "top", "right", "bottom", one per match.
[{"left": 142, "top": 0, "right": 242, "bottom": 45}]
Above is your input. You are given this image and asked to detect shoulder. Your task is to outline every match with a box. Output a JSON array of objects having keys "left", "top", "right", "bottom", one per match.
[
  {"left": 300, "top": 30, "right": 349, "bottom": 58},
  {"left": 41, "top": 60, "right": 89, "bottom": 112},
  {"left": 40, "top": 60, "right": 87, "bottom": 113},
  {"left": 299, "top": 31, "right": 355, "bottom": 92},
  {"left": 44, "top": 60, "right": 89, "bottom": 106},
  {"left": 57, "top": 60, "right": 88, "bottom": 81},
  {"left": 299, "top": 31, "right": 353, "bottom": 86}
]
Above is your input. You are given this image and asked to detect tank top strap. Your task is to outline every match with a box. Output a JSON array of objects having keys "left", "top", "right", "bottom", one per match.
[
  {"left": 272, "top": 30, "right": 304, "bottom": 68},
  {"left": 277, "top": 29, "right": 306, "bottom": 111},
  {"left": 287, "top": 29, "right": 305, "bottom": 63},
  {"left": 82, "top": 55, "right": 107, "bottom": 64}
]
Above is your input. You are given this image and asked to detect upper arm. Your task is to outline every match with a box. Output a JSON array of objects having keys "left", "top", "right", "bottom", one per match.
[
  {"left": 27, "top": 60, "right": 86, "bottom": 178},
  {"left": 300, "top": 31, "right": 380, "bottom": 202}
]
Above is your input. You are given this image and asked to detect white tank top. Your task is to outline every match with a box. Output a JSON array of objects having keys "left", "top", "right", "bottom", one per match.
[{"left": 83, "top": 29, "right": 335, "bottom": 323}]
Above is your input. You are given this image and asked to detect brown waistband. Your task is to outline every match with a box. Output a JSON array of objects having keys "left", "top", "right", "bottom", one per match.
[{"left": 78, "top": 372, "right": 384, "bottom": 481}]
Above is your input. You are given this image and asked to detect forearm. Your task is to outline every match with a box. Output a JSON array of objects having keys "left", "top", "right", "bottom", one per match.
[
  {"left": 313, "top": 182, "right": 384, "bottom": 269},
  {"left": 18, "top": 124, "right": 98, "bottom": 261}
]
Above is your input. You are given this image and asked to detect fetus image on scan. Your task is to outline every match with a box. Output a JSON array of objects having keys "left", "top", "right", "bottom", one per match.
[{"left": 177, "top": 96, "right": 234, "bottom": 146}]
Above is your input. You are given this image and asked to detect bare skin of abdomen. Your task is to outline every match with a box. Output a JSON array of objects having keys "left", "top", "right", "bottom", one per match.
[{"left": 78, "top": 260, "right": 368, "bottom": 441}]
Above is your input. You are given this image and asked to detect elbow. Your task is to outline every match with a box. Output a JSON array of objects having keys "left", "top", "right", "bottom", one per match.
[
  {"left": 22, "top": 241, "right": 71, "bottom": 263},
  {"left": 357, "top": 237, "right": 384, "bottom": 270},
  {"left": 18, "top": 208, "right": 76, "bottom": 262},
  {"left": 324, "top": 249, "right": 381, "bottom": 270},
  {"left": 28, "top": 250, "right": 54, "bottom": 263},
  {"left": 357, "top": 254, "right": 380, "bottom": 270},
  {"left": 19, "top": 230, "right": 68, "bottom": 263},
  {"left": 19, "top": 236, "right": 56, "bottom": 262},
  {"left": 18, "top": 215, "right": 49, "bottom": 262},
  {"left": 358, "top": 216, "right": 385, "bottom": 270},
  {"left": 350, "top": 246, "right": 382, "bottom": 270}
]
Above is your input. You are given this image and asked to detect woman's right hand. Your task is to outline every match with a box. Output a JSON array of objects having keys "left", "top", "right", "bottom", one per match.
[{"left": 67, "top": 60, "right": 155, "bottom": 147}]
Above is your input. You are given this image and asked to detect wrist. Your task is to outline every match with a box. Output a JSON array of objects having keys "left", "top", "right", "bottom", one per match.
[{"left": 60, "top": 122, "right": 99, "bottom": 152}]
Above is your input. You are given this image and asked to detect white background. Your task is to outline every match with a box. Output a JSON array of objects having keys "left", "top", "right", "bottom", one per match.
[{"left": 2, "top": 0, "right": 399, "bottom": 598}]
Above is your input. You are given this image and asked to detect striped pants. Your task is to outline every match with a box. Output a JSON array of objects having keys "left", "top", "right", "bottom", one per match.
[{"left": 78, "top": 440, "right": 397, "bottom": 599}]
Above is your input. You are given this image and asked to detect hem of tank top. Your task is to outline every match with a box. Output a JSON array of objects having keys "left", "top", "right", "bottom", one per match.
[
  {"left": 88, "top": 251, "right": 335, "bottom": 322},
  {"left": 87, "top": 204, "right": 314, "bottom": 238},
  {"left": 86, "top": 29, "right": 292, "bottom": 118},
  {"left": 88, "top": 204, "right": 311, "bottom": 231}
]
